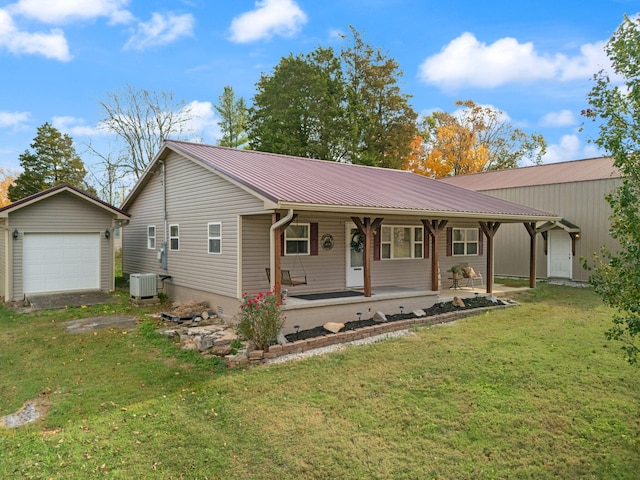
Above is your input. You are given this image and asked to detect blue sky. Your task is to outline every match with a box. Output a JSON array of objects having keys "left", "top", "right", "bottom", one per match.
[{"left": 0, "top": 0, "right": 634, "bottom": 177}]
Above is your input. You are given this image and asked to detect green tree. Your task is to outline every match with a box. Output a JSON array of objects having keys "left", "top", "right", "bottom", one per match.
[
  {"left": 248, "top": 47, "right": 348, "bottom": 161},
  {"left": 409, "top": 100, "right": 546, "bottom": 178},
  {"left": 341, "top": 26, "right": 417, "bottom": 169},
  {"left": 583, "top": 15, "right": 640, "bottom": 364},
  {"left": 9, "top": 123, "right": 93, "bottom": 201},
  {"left": 215, "top": 86, "right": 248, "bottom": 148}
]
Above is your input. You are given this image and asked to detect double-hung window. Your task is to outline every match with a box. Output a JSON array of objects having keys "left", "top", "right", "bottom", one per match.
[
  {"left": 452, "top": 228, "right": 478, "bottom": 255},
  {"left": 208, "top": 222, "right": 222, "bottom": 254},
  {"left": 169, "top": 224, "right": 179, "bottom": 251},
  {"left": 147, "top": 225, "right": 156, "bottom": 250},
  {"left": 285, "top": 223, "right": 309, "bottom": 255},
  {"left": 380, "top": 226, "right": 423, "bottom": 259}
]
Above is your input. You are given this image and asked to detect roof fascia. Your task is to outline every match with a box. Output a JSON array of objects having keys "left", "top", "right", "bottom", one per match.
[
  {"left": 0, "top": 186, "right": 130, "bottom": 220},
  {"left": 275, "top": 201, "right": 560, "bottom": 223}
]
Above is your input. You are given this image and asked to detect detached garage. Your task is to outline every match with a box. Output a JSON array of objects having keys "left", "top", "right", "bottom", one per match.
[{"left": 0, "top": 184, "right": 130, "bottom": 302}]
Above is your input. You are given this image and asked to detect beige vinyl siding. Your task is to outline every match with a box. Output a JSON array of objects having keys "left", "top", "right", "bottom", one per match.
[
  {"left": 124, "top": 152, "right": 265, "bottom": 299},
  {"left": 371, "top": 216, "right": 431, "bottom": 290},
  {"left": 9, "top": 192, "right": 115, "bottom": 298},
  {"left": 437, "top": 221, "right": 486, "bottom": 289},
  {"left": 241, "top": 214, "right": 439, "bottom": 295},
  {"left": 479, "top": 178, "right": 620, "bottom": 282}
]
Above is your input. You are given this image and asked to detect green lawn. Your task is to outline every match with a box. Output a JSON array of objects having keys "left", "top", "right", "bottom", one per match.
[{"left": 0, "top": 285, "right": 638, "bottom": 479}]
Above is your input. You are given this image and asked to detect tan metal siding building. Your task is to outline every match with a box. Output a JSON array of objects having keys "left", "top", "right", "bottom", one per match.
[{"left": 440, "top": 158, "right": 621, "bottom": 282}]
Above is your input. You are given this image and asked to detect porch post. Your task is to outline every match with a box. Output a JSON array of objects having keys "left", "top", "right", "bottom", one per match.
[
  {"left": 422, "top": 219, "right": 447, "bottom": 291},
  {"left": 523, "top": 222, "right": 537, "bottom": 288},
  {"left": 479, "top": 221, "right": 501, "bottom": 294},
  {"left": 271, "top": 213, "right": 297, "bottom": 299},
  {"left": 351, "top": 216, "right": 383, "bottom": 297}
]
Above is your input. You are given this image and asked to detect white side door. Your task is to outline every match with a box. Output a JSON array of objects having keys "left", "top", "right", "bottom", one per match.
[
  {"left": 547, "top": 230, "right": 572, "bottom": 279},
  {"left": 346, "top": 224, "right": 364, "bottom": 288}
]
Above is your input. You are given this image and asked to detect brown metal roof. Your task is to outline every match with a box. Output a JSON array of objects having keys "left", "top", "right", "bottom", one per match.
[
  {"left": 439, "top": 157, "right": 619, "bottom": 191},
  {"left": 0, "top": 183, "right": 130, "bottom": 218},
  {"left": 126, "top": 140, "right": 558, "bottom": 222}
]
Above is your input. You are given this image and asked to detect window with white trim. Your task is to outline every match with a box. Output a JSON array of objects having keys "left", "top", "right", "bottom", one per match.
[
  {"left": 381, "top": 226, "right": 423, "bottom": 259},
  {"left": 453, "top": 228, "right": 478, "bottom": 255},
  {"left": 147, "top": 225, "right": 156, "bottom": 250},
  {"left": 208, "top": 222, "right": 222, "bottom": 254},
  {"left": 285, "top": 223, "right": 309, "bottom": 255},
  {"left": 169, "top": 224, "right": 179, "bottom": 251}
]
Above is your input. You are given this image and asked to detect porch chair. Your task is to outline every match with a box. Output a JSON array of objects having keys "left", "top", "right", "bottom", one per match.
[
  {"left": 461, "top": 264, "right": 483, "bottom": 288},
  {"left": 265, "top": 268, "right": 307, "bottom": 287}
]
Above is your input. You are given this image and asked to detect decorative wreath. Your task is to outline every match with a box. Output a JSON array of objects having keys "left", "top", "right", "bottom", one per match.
[{"left": 350, "top": 231, "right": 366, "bottom": 253}]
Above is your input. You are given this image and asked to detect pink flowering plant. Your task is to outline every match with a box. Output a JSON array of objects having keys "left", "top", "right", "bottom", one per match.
[{"left": 236, "top": 290, "right": 285, "bottom": 350}]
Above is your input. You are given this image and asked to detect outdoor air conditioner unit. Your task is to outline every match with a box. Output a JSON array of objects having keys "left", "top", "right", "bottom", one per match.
[{"left": 130, "top": 273, "right": 157, "bottom": 298}]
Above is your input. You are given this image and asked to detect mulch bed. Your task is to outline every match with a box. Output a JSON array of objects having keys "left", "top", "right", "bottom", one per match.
[{"left": 285, "top": 295, "right": 503, "bottom": 342}]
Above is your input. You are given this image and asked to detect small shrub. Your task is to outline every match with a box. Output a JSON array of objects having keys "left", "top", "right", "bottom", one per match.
[{"left": 236, "top": 291, "right": 285, "bottom": 350}]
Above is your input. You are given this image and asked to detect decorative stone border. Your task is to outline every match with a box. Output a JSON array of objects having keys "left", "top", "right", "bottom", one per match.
[{"left": 248, "top": 303, "right": 515, "bottom": 363}]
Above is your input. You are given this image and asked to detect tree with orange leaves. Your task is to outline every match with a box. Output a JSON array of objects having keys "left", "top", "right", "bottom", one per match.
[
  {"left": 406, "top": 100, "right": 545, "bottom": 178},
  {"left": 0, "top": 168, "right": 17, "bottom": 207}
]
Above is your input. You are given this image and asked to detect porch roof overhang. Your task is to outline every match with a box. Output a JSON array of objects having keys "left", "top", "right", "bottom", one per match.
[
  {"left": 265, "top": 200, "right": 561, "bottom": 223},
  {"left": 536, "top": 218, "right": 580, "bottom": 234}
]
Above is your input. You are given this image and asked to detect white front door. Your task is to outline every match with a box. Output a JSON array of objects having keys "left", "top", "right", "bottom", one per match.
[
  {"left": 346, "top": 225, "right": 364, "bottom": 288},
  {"left": 547, "top": 230, "right": 572, "bottom": 279}
]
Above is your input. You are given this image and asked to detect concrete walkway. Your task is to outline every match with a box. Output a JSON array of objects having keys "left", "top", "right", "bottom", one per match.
[{"left": 27, "top": 290, "right": 113, "bottom": 311}]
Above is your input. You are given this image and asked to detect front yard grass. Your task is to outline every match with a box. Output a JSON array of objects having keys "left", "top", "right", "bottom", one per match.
[{"left": 0, "top": 284, "right": 638, "bottom": 479}]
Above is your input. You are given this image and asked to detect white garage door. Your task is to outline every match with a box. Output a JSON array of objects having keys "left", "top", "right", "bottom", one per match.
[{"left": 23, "top": 233, "right": 100, "bottom": 294}]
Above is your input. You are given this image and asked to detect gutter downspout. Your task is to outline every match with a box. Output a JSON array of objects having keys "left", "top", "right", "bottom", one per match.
[
  {"left": 161, "top": 160, "right": 168, "bottom": 270},
  {"left": 269, "top": 209, "right": 294, "bottom": 295}
]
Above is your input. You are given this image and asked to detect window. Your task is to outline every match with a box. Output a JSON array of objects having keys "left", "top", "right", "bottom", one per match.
[
  {"left": 285, "top": 223, "right": 309, "bottom": 255},
  {"left": 453, "top": 228, "right": 478, "bottom": 255},
  {"left": 147, "top": 225, "right": 155, "bottom": 250},
  {"left": 381, "top": 226, "right": 423, "bottom": 259},
  {"left": 208, "top": 222, "right": 221, "bottom": 254},
  {"left": 169, "top": 224, "right": 179, "bottom": 251}
]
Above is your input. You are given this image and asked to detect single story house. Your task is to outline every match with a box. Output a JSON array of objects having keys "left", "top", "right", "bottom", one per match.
[
  {"left": 0, "top": 183, "right": 130, "bottom": 301},
  {"left": 122, "top": 140, "right": 558, "bottom": 332},
  {"left": 440, "top": 157, "right": 621, "bottom": 282}
]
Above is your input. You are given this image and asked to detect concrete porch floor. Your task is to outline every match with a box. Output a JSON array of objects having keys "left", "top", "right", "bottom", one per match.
[{"left": 279, "top": 283, "right": 530, "bottom": 334}]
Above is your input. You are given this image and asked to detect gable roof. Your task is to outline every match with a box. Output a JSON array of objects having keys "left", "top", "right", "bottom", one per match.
[
  {"left": 439, "top": 157, "right": 619, "bottom": 191},
  {"left": 0, "top": 183, "right": 130, "bottom": 220},
  {"left": 124, "top": 140, "right": 558, "bottom": 222}
]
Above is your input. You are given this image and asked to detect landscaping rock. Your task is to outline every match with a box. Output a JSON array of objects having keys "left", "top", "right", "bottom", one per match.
[
  {"left": 413, "top": 309, "right": 426, "bottom": 317},
  {"left": 277, "top": 333, "right": 289, "bottom": 344},
  {"left": 452, "top": 296, "right": 465, "bottom": 308},
  {"left": 323, "top": 322, "right": 345, "bottom": 333},
  {"left": 373, "top": 311, "right": 388, "bottom": 323}
]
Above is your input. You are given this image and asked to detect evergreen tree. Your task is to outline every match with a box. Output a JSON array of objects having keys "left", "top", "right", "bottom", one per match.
[
  {"left": 215, "top": 86, "right": 248, "bottom": 148},
  {"left": 9, "top": 123, "right": 93, "bottom": 201}
]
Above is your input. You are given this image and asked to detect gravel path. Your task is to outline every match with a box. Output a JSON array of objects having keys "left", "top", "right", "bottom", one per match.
[{"left": 266, "top": 329, "right": 417, "bottom": 364}]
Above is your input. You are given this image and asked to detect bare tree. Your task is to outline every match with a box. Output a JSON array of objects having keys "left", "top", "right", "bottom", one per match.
[
  {"left": 84, "top": 141, "right": 128, "bottom": 205},
  {"left": 98, "top": 83, "right": 195, "bottom": 179}
]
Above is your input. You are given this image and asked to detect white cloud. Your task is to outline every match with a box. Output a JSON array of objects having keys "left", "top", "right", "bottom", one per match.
[
  {"left": 228, "top": 0, "right": 307, "bottom": 43},
  {"left": 542, "top": 134, "right": 601, "bottom": 163},
  {"left": 183, "top": 100, "right": 220, "bottom": 143},
  {"left": 418, "top": 32, "right": 614, "bottom": 89},
  {"left": 124, "top": 12, "right": 194, "bottom": 51},
  {"left": 0, "top": 8, "right": 71, "bottom": 60},
  {"left": 0, "top": 110, "right": 30, "bottom": 128},
  {"left": 9, "top": 0, "right": 133, "bottom": 25},
  {"left": 52, "top": 116, "right": 107, "bottom": 137},
  {"left": 540, "top": 109, "right": 577, "bottom": 128}
]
